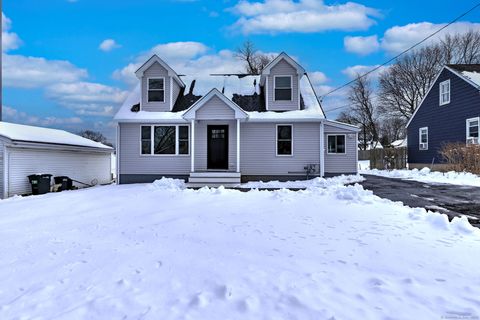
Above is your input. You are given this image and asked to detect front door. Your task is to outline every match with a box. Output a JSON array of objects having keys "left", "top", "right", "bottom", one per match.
[{"left": 207, "top": 125, "right": 229, "bottom": 170}]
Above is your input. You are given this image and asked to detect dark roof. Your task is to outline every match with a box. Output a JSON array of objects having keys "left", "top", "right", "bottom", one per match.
[{"left": 447, "top": 64, "right": 480, "bottom": 73}]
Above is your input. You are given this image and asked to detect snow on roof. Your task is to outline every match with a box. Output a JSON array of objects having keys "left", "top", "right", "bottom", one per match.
[
  {"left": 114, "top": 74, "right": 325, "bottom": 122},
  {"left": 0, "top": 122, "right": 113, "bottom": 150},
  {"left": 461, "top": 71, "right": 480, "bottom": 87},
  {"left": 391, "top": 139, "right": 407, "bottom": 148}
]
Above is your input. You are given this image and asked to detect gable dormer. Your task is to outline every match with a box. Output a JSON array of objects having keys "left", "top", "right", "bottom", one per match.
[
  {"left": 135, "top": 55, "right": 185, "bottom": 112},
  {"left": 260, "top": 52, "right": 305, "bottom": 112}
]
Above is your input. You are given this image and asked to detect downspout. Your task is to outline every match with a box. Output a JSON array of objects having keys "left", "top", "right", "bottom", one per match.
[{"left": 320, "top": 121, "right": 325, "bottom": 177}]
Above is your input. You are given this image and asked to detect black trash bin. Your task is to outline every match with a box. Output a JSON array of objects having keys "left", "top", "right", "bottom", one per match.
[
  {"left": 27, "top": 174, "right": 52, "bottom": 195},
  {"left": 54, "top": 176, "right": 73, "bottom": 191}
]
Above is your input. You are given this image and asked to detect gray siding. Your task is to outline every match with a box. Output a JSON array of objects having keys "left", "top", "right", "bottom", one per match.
[
  {"left": 267, "top": 59, "right": 299, "bottom": 111},
  {"left": 172, "top": 80, "right": 181, "bottom": 106},
  {"left": 240, "top": 122, "right": 319, "bottom": 175},
  {"left": 196, "top": 96, "right": 235, "bottom": 120},
  {"left": 141, "top": 62, "right": 171, "bottom": 112},
  {"left": 119, "top": 123, "right": 191, "bottom": 175},
  {"left": 194, "top": 120, "right": 237, "bottom": 171},
  {"left": 0, "top": 140, "right": 4, "bottom": 199},
  {"left": 324, "top": 124, "right": 357, "bottom": 174},
  {"left": 6, "top": 147, "right": 111, "bottom": 197}
]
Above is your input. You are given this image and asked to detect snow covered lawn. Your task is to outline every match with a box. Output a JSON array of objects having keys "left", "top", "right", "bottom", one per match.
[
  {"left": 1, "top": 178, "right": 479, "bottom": 319},
  {"left": 362, "top": 167, "right": 480, "bottom": 187}
]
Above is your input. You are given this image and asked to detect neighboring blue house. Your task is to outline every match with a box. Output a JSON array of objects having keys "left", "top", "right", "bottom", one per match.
[{"left": 406, "top": 64, "right": 480, "bottom": 169}]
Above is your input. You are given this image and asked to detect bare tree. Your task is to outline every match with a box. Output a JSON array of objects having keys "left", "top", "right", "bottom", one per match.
[
  {"left": 379, "top": 30, "right": 480, "bottom": 121},
  {"left": 339, "top": 75, "right": 380, "bottom": 150},
  {"left": 379, "top": 117, "right": 406, "bottom": 146},
  {"left": 235, "top": 41, "right": 274, "bottom": 74},
  {"left": 79, "top": 130, "right": 113, "bottom": 147}
]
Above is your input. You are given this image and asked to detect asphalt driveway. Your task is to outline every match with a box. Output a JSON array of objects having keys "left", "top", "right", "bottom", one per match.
[{"left": 360, "top": 174, "right": 480, "bottom": 227}]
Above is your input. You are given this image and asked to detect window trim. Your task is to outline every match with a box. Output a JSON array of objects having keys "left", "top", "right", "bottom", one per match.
[
  {"left": 419, "top": 127, "right": 428, "bottom": 150},
  {"left": 439, "top": 79, "right": 450, "bottom": 106},
  {"left": 276, "top": 124, "right": 293, "bottom": 156},
  {"left": 273, "top": 75, "right": 293, "bottom": 102},
  {"left": 147, "top": 77, "right": 165, "bottom": 103},
  {"left": 326, "top": 134, "right": 347, "bottom": 155},
  {"left": 466, "top": 117, "right": 480, "bottom": 144},
  {"left": 139, "top": 124, "right": 190, "bottom": 156}
]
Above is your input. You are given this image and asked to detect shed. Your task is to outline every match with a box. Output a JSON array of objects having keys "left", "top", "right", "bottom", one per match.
[{"left": 0, "top": 122, "right": 113, "bottom": 199}]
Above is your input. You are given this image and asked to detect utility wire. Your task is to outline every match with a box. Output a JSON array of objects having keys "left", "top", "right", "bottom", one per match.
[{"left": 320, "top": 1, "right": 480, "bottom": 107}]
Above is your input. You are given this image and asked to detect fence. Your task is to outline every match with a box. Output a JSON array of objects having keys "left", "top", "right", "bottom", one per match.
[{"left": 358, "top": 147, "right": 408, "bottom": 170}]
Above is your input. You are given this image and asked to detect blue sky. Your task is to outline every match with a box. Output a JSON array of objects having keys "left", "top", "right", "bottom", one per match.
[{"left": 2, "top": 0, "right": 480, "bottom": 142}]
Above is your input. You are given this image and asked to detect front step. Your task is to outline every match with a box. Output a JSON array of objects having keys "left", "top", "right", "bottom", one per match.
[{"left": 188, "top": 171, "right": 241, "bottom": 186}]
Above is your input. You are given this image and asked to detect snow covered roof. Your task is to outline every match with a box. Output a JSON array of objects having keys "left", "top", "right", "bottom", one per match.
[
  {"left": 0, "top": 122, "right": 113, "bottom": 150},
  {"left": 446, "top": 64, "right": 480, "bottom": 88},
  {"left": 391, "top": 139, "right": 407, "bottom": 148},
  {"left": 114, "top": 74, "right": 325, "bottom": 122}
]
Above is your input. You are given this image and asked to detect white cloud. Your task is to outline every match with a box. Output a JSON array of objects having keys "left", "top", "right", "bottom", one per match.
[
  {"left": 2, "top": 12, "right": 22, "bottom": 52},
  {"left": 3, "top": 105, "right": 83, "bottom": 126},
  {"left": 342, "top": 64, "right": 389, "bottom": 79},
  {"left": 308, "top": 71, "right": 328, "bottom": 85},
  {"left": 2, "top": 54, "right": 88, "bottom": 88},
  {"left": 344, "top": 35, "right": 379, "bottom": 55},
  {"left": 99, "top": 39, "right": 121, "bottom": 52},
  {"left": 230, "top": 0, "right": 380, "bottom": 34},
  {"left": 46, "top": 82, "right": 129, "bottom": 116},
  {"left": 113, "top": 42, "right": 245, "bottom": 93}
]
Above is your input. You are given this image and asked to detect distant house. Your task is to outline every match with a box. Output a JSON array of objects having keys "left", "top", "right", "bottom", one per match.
[
  {"left": 406, "top": 64, "right": 480, "bottom": 169},
  {"left": 0, "top": 122, "right": 113, "bottom": 198},
  {"left": 390, "top": 139, "right": 407, "bottom": 148},
  {"left": 114, "top": 52, "right": 360, "bottom": 185}
]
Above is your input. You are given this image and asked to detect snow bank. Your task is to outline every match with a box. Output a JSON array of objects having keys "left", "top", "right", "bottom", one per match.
[
  {"left": 0, "top": 181, "right": 479, "bottom": 319},
  {"left": 239, "top": 174, "right": 364, "bottom": 189},
  {"left": 362, "top": 167, "right": 480, "bottom": 187}
]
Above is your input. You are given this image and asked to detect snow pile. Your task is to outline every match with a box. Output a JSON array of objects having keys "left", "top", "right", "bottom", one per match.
[
  {"left": 357, "top": 160, "right": 370, "bottom": 170},
  {"left": 239, "top": 174, "right": 364, "bottom": 189},
  {"left": 148, "top": 177, "right": 186, "bottom": 191},
  {"left": 0, "top": 181, "right": 479, "bottom": 319},
  {"left": 362, "top": 167, "right": 480, "bottom": 187}
]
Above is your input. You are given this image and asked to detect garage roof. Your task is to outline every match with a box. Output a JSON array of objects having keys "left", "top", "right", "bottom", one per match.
[{"left": 0, "top": 122, "right": 113, "bottom": 150}]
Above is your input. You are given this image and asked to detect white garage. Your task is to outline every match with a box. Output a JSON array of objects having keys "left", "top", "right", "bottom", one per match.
[{"left": 0, "top": 122, "right": 113, "bottom": 199}]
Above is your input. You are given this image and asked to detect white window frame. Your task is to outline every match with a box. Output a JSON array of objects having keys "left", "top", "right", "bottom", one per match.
[
  {"left": 326, "top": 134, "right": 347, "bottom": 155},
  {"left": 276, "top": 124, "right": 293, "bottom": 156},
  {"left": 439, "top": 79, "right": 450, "bottom": 106},
  {"left": 140, "top": 124, "right": 190, "bottom": 156},
  {"left": 147, "top": 77, "right": 165, "bottom": 103},
  {"left": 466, "top": 117, "right": 480, "bottom": 145},
  {"left": 273, "top": 75, "right": 293, "bottom": 102},
  {"left": 419, "top": 127, "right": 428, "bottom": 150}
]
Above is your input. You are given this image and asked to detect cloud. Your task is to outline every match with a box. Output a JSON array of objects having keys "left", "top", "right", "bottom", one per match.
[
  {"left": 344, "top": 35, "right": 379, "bottom": 55},
  {"left": 342, "top": 64, "right": 389, "bottom": 79},
  {"left": 113, "top": 42, "right": 244, "bottom": 93},
  {"left": 2, "top": 54, "right": 88, "bottom": 88},
  {"left": 3, "top": 105, "right": 83, "bottom": 126},
  {"left": 99, "top": 39, "right": 121, "bottom": 52},
  {"left": 46, "top": 82, "right": 129, "bottom": 116},
  {"left": 229, "top": 0, "right": 380, "bottom": 34},
  {"left": 308, "top": 71, "right": 328, "bottom": 85},
  {"left": 2, "top": 12, "right": 22, "bottom": 52}
]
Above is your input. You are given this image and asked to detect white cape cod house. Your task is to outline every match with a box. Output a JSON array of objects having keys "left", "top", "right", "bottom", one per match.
[{"left": 114, "top": 52, "right": 359, "bottom": 185}]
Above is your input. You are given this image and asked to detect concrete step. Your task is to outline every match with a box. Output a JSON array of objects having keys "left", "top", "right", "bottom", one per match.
[
  {"left": 189, "top": 172, "right": 241, "bottom": 178},
  {"left": 188, "top": 177, "right": 241, "bottom": 184}
]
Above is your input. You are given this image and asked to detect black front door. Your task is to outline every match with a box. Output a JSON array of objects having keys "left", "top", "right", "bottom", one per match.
[{"left": 207, "top": 125, "right": 229, "bottom": 170}]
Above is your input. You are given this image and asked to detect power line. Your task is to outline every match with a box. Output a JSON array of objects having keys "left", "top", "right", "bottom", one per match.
[{"left": 320, "top": 1, "right": 480, "bottom": 104}]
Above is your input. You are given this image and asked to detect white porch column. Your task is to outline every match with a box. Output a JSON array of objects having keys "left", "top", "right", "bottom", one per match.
[
  {"left": 191, "top": 119, "right": 195, "bottom": 172},
  {"left": 319, "top": 121, "right": 325, "bottom": 177},
  {"left": 236, "top": 118, "right": 240, "bottom": 173}
]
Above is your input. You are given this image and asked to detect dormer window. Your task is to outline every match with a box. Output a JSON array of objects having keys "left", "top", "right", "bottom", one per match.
[
  {"left": 439, "top": 79, "right": 450, "bottom": 105},
  {"left": 148, "top": 78, "right": 165, "bottom": 102},
  {"left": 274, "top": 76, "right": 292, "bottom": 101}
]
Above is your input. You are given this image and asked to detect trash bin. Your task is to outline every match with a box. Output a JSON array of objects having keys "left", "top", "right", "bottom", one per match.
[
  {"left": 54, "top": 176, "right": 73, "bottom": 191},
  {"left": 27, "top": 174, "right": 52, "bottom": 195}
]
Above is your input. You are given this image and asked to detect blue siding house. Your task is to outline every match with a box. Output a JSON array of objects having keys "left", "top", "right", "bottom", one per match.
[{"left": 406, "top": 64, "right": 480, "bottom": 169}]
